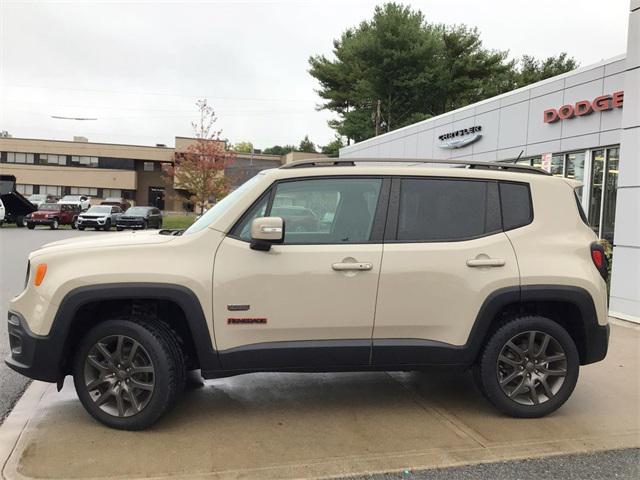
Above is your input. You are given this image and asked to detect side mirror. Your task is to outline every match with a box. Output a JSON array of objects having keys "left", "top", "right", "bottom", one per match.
[{"left": 250, "top": 217, "right": 284, "bottom": 251}]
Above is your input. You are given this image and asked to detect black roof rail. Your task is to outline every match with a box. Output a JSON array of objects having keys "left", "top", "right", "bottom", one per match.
[{"left": 280, "top": 157, "right": 550, "bottom": 175}]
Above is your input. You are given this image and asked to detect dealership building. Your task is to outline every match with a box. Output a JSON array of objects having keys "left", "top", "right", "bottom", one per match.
[{"left": 340, "top": 1, "right": 639, "bottom": 322}]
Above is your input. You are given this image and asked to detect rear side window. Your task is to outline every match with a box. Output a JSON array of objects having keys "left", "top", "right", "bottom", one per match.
[
  {"left": 396, "top": 178, "right": 501, "bottom": 242},
  {"left": 499, "top": 182, "right": 533, "bottom": 230}
]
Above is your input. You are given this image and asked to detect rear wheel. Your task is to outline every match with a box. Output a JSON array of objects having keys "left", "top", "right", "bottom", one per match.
[
  {"left": 142, "top": 220, "right": 148, "bottom": 230},
  {"left": 73, "top": 319, "right": 185, "bottom": 430},
  {"left": 116, "top": 226, "right": 124, "bottom": 231},
  {"left": 16, "top": 216, "right": 26, "bottom": 228},
  {"left": 71, "top": 217, "right": 78, "bottom": 229},
  {"left": 475, "top": 316, "right": 579, "bottom": 418}
]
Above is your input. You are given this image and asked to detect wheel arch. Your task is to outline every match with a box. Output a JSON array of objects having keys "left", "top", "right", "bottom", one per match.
[
  {"left": 472, "top": 285, "right": 606, "bottom": 366},
  {"left": 52, "top": 283, "right": 220, "bottom": 379}
]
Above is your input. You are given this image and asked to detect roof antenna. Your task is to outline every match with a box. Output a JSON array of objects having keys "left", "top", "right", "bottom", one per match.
[{"left": 513, "top": 150, "right": 524, "bottom": 164}]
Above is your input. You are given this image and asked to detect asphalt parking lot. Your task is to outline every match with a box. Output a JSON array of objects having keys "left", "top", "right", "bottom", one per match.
[{"left": 0, "top": 227, "right": 104, "bottom": 422}]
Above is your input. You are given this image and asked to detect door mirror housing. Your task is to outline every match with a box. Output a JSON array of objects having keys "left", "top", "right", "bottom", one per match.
[{"left": 250, "top": 217, "right": 284, "bottom": 251}]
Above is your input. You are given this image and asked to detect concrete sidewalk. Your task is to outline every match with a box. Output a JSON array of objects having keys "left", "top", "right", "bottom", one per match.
[{"left": 1, "top": 321, "right": 639, "bottom": 480}]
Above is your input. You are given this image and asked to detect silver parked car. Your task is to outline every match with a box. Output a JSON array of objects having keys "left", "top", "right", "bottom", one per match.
[{"left": 77, "top": 205, "right": 123, "bottom": 231}]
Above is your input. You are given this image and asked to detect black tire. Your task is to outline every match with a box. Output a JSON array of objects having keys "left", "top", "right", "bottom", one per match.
[
  {"left": 116, "top": 226, "right": 124, "bottom": 231},
  {"left": 16, "top": 216, "right": 26, "bottom": 228},
  {"left": 73, "top": 318, "right": 185, "bottom": 430},
  {"left": 142, "top": 220, "right": 148, "bottom": 230},
  {"left": 476, "top": 316, "right": 579, "bottom": 418},
  {"left": 157, "top": 220, "right": 163, "bottom": 229},
  {"left": 50, "top": 218, "right": 59, "bottom": 230},
  {"left": 78, "top": 226, "right": 85, "bottom": 231},
  {"left": 27, "top": 223, "right": 35, "bottom": 230},
  {"left": 71, "top": 217, "right": 78, "bottom": 229},
  {"left": 103, "top": 219, "right": 112, "bottom": 231}
]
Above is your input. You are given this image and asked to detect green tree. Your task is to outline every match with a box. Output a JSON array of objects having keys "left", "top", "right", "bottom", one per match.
[
  {"left": 309, "top": 2, "right": 577, "bottom": 143},
  {"left": 514, "top": 53, "right": 578, "bottom": 88},
  {"left": 263, "top": 145, "right": 296, "bottom": 155},
  {"left": 298, "top": 135, "right": 317, "bottom": 153},
  {"left": 232, "top": 141, "right": 253, "bottom": 153},
  {"left": 321, "top": 135, "right": 345, "bottom": 157}
]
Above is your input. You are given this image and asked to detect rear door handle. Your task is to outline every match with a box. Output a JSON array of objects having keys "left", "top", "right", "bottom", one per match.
[
  {"left": 466, "top": 258, "right": 506, "bottom": 267},
  {"left": 332, "top": 262, "right": 373, "bottom": 271}
]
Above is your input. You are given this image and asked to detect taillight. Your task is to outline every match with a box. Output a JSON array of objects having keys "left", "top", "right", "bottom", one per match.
[{"left": 590, "top": 242, "right": 608, "bottom": 281}]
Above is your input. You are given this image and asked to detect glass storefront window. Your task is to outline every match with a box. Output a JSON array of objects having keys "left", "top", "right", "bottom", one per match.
[
  {"left": 602, "top": 148, "right": 619, "bottom": 242},
  {"left": 589, "top": 150, "right": 604, "bottom": 232},
  {"left": 550, "top": 155, "right": 564, "bottom": 176},
  {"left": 565, "top": 151, "right": 586, "bottom": 200}
]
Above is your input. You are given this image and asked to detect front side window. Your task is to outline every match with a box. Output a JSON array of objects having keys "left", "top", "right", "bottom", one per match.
[
  {"left": 396, "top": 178, "right": 500, "bottom": 242},
  {"left": 233, "top": 177, "right": 383, "bottom": 244}
]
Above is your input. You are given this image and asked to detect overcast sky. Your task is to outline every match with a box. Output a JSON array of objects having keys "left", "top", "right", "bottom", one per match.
[{"left": 0, "top": 0, "right": 630, "bottom": 150}]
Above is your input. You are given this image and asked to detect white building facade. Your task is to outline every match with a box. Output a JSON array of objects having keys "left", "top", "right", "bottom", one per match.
[{"left": 340, "top": 1, "right": 640, "bottom": 323}]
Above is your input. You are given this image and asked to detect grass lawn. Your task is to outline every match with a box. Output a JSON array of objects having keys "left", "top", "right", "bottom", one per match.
[{"left": 162, "top": 215, "right": 195, "bottom": 230}]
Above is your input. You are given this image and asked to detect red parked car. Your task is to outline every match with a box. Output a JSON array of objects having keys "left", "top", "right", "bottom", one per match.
[{"left": 26, "top": 203, "right": 80, "bottom": 230}]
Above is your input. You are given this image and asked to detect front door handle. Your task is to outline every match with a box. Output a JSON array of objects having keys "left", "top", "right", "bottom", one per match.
[
  {"left": 332, "top": 262, "right": 373, "bottom": 271},
  {"left": 466, "top": 258, "right": 506, "bottom": 267}
]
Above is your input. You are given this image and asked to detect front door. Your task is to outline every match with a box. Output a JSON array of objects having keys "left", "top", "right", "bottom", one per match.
[
  {"left": 372, "top": 177, "right": 520, "bottom": 365},
  {"left": 213, "top": 176, "right": 388, "bottom": 370}
]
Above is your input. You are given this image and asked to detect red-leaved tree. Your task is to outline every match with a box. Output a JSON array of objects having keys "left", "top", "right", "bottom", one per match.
[{"left": 164, "top": 99, "right": 235, "bottom": 213}]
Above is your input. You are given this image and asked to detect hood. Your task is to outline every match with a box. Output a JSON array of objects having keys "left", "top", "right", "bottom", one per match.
[
  {"left": 30, "top": 231, "right": 176, "bottom": 258},
  {"left": 32, "top": 210, "right": 57, "bottom": 217}
]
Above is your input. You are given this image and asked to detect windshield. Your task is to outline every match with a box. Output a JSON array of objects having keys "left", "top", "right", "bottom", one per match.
[
  {"left": 184, "top": 174, "right": 265, "bottom": 235},
  {"left": 125, "top": 207, "right": 149, "bottom": 215},
  {"left": 85, "top": 206, "right": 111, "bottom": 214},
  {"left": 39, "top": 204, "right": 60, "bottom": 211},
  {"left": 29, "top": 194, "right": 46, "bottom": 200}
]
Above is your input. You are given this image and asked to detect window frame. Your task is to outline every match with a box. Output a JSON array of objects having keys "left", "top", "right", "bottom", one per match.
[
  {"left": 228, "top": 175, "right": 391, "bottom": 245},
  {"left": 385, "top": 176, "right": 510, "bottom": 244}
]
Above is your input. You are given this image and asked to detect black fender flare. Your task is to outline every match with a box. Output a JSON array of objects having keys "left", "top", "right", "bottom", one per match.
[{"left": 51, "top": 283, "right": 220, "bottom": 375}]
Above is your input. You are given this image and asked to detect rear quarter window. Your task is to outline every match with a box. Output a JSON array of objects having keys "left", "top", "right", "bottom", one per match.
[{"left": 499, "top": 182, "right": 533, "bottom": 230}]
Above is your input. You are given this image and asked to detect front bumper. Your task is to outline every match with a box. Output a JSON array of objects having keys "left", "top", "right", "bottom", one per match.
[
  {"left": 77, "top": 218, "right": 106, "bottom": 227},
  {"left": 28, "top": 218, "right": 55, "bottom": 225},
  {"left": 5, "top": 311, "right": 61, "bottom": 382},
  {"left": 116, "top": 220, "right": 145, "bottom": 228}
]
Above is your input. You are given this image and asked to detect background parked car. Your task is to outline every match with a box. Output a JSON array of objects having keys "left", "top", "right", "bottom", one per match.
[
  {"left": 101, "top": 197, "right": 131, "bottom": 211},
  {"left": 0, "top": 199, "right": 5, "bottom": 227},
  {"left": 116, "top": 206, "right": 163, "bottom": 230},
  {"left": 271, "top": 205, "right": 318, "bottom": 232},
  {"left": 26, "top": 203, "right": 80, "bottom": 230},
  {"left": 77, "top": 205, "right": 123, "bottom": 231},
  {"left": 58, "top": 194, "right": 91, "bottom": 211},
  {"left": 27, "top": 193, "right": 59, "bottom": 208}
]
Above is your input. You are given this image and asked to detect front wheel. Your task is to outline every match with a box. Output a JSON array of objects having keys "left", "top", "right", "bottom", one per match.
[
  {"left": 78, "top": 226, "right": 85, "bottom": 231},
  {"left": 16, "top": 216, "right": 26, "bottom": 228},
  {"left": 50, "top": 219, "right": 59, "bottom": 230},
  {"left": 73, "top": 319, "right": 185, "bottom": 430},
  {"left": 71, "top": 217, "right": 78, "bottom": 229},
  {"left": 27, "top": 223, "right": 35, "bottom": 230},
  {"left": 475, "top": 316, "right": 579, "bottom": 418}
]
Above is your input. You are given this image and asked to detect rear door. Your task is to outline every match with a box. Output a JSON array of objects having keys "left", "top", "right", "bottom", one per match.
[{"left": 372, "top": 176, "right": 520, "bottom": 365}]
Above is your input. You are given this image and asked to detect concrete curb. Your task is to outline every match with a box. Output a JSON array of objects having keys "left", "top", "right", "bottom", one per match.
[{"left": 0, "top": 382, "right": 49, "bottom": 480}]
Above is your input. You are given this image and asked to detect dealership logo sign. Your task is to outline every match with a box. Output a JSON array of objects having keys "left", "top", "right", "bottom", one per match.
[
  {"left": 438, "top": 125, "right": 482, "bottom": 149},
  {"left": 544, "top": 91, "right": 624, "bottom": 123}
]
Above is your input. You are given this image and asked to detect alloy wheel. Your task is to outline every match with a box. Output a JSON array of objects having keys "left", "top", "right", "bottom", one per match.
[
  {"left": 83, "top": 335, "right": 155, "bottom": 417},
  {"left": 496, "top": 330, "right": 567, "bottom": 406}
]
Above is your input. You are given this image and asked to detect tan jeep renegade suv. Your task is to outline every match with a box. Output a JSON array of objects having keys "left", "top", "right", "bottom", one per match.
[{"left": 6, "top": 158, "right": 610, "bottom": 430}]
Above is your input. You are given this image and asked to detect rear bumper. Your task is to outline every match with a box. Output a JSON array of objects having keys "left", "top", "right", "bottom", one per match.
[
  {"left": 582, "top": 323, "right": 610, "bottom": 365},
  {"left": 5, "top": 311, "right": 60, "bottom": 382}
]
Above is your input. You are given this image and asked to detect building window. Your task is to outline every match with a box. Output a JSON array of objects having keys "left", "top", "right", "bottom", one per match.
[
  {"left": 16, "top": 184, "right": 34, "bottom": 195},
  {"left": 7, "top": 152, "right": 35, "bottom": 164},
  {"left": 40, "top": 154, "right": 67, "bottom": 165},
  {"left": 39, "top": 185, "right": 63, "bottom": 196},
  {"left": 589, "top": 147, "right": 619, "bottom": 242},
  {"left": 71, "top": 156, "right": 99, "bottom": 167},
  {"left": 143, "top": 162, "right": 155, "bottom": 171},
  {"left": 70, "top": 186, "right": 98, "bottom": 196},
  {"left": 102, "top": 189, "right": 122, "bottom": 198}
]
